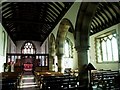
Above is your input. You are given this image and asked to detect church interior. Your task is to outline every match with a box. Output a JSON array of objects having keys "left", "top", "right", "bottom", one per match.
[{"left": 0, "top": 1, "right": 120, "bottom": 90}]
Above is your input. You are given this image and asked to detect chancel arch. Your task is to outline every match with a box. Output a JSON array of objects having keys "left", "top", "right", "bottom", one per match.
[{"left": 49, "top": 33, "right": 56, "bottom": 71}]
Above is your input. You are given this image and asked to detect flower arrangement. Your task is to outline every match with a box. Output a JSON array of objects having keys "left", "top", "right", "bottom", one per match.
[{"left": 4, "top": 63, "right": 10, "bottom": 72}]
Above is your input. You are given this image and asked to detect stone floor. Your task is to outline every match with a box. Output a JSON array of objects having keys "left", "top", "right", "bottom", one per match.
[{"left": 18, "top": 71, "right": 39, "bottom": 90}]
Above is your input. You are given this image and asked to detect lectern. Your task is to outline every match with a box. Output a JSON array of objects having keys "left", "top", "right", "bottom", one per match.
[{"left": 87, "top": 63, "right": 96, "bottom": 90}]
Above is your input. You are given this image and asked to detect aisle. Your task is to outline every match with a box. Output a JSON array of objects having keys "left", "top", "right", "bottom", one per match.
[{"left": 18, "top": 71, "right": 39, "bottom": 90}]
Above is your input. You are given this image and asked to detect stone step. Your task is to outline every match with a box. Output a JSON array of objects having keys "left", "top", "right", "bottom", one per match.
[{"left": 18, "top": 74, "right": 38, "bottom": 89}]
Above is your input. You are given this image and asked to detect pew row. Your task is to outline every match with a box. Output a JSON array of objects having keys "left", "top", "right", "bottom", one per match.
[
  {"left": 91, "top": 70, "right": 119, "bottom": 89},
  {"left": 1, "top": 72, "right": 22, "bottom": 90}
]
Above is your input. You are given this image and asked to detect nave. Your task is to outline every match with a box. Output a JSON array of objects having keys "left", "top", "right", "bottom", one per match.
[
  {"left": 18, "top": 71, "right": 39, "bottom": 90},
  {"left": 1, "top": 66, "right": 120, "bottom": 90},
  {"left": 0, "top": 1, "right": 120, "bottom": 90}
]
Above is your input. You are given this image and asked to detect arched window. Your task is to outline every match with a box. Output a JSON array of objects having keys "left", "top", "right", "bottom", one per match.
[
  {"left": 2, "top": 31, "right": 6, "bottom": 55},
  {"left": 95, "top": 30, "right": 118, "bottom": 63},
  {"left": 63, "top": 38, "right": 73, "bottom": 69},
  {"left": 21, "top": 41, "right": 36, "bottom": 54},
  {"left": 64, "top": 38, "right": 73, "bottom": 58}
]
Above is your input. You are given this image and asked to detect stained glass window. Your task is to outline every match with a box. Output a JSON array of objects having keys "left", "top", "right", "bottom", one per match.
[{"left": 21, "top": 42, "right": 36, "bottom": 54}]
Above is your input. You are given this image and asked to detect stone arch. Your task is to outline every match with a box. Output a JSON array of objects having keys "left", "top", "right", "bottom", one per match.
[
  {"left": 49, "top": 33, "right": 56, "bottom": 71},
  {"left": 75, "top": 2, "right": 98, "bottom": 84},
  {"left": 56, "top": 18, "right": 74, "bottom": 56},
  {"left": 75, "top": 2, "right": 98, "bottom": 50},
  {"left": 49, "top": 33, "right": 56, "bottom": 57},
  {"left": 56, "top": 18, "right": 74, "bottom": 71}
]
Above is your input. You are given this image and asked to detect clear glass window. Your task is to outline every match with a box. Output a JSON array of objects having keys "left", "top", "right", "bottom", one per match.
[
  {"left": 95, "top": 30, "right": 118, "bottom": 63},
  {"left": 64, "top": 38, "right": 73, "bottom": 58},
  {"left": 63, "top": 38, "right": 73, "bottom": 70}
]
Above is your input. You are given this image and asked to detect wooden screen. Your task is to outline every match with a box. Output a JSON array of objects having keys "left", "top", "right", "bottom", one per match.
[{"left": 6, "top": 53, "right": 49, "bottom": 70}]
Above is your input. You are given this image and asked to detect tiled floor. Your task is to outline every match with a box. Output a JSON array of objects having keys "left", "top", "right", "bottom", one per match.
[{"left": 18, "top": 72, "right": 39, "bottom": 90}]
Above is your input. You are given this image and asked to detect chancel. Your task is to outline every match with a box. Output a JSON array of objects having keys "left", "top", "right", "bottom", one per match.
[{"left": 0, "top": 1, "right": 120, "bottom": 90}]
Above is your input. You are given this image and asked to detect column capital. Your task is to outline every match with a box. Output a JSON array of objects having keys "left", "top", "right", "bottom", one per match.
[
  {"left": 56, "top": 53, "right": 63, "bottom": 59},
  {"left": 75, "top": 45, "right": 90, "bottom": 52}
]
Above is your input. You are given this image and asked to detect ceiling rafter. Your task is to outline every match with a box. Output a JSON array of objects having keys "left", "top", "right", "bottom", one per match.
[
  {"left": 90, "top": 2, "right": 120, "bottom": 35},
  {"left": 55, "top": 2, "right": 64, "bottom": 10},
  {"left": 95, "top": 12, "right": 107, "bottom": 29},
  {"left": 3, "top": 18, "right": 54, "bottom": 25},
  {"left": 107, "top": 2, "right": 120, "bottom": 23},
  {"left": 92, "top": 19, "right": 98, "bottom": 29},
  {"left": 102, "top": 3, "right": 116, "bottom": 24},
  {"left": 2, "top": 2, "right": 11, "bottom": 11},
  {"left": 93, "top": 17, "right": 103, "bottom": 31},
  {"left": 99, "top": 3, "right": 113, "bottom": 26},
  {"left": 50, "top": 3, "right": 62, "bottom": 13},
  {"left": 48, "top": 3, "right": 60, "bottom": 15},
  {"left": 112, "top": 2, "right": 120, "bottom": 12},
  {"left": 2, "top": 2, "right": 119, "bottom": 45}
]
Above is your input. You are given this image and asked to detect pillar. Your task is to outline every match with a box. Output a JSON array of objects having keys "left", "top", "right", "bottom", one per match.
[
  {"left": 57, "top": 53, "right": 63, "bottom": 72},
  {"left": 74, "top": 3, "right": 99, "bottom": 89},
  {"left": 49, "top": 55, "right": 54, "bottom": 71},
  {"left": 75, "top": 45, "right": 89, "bottom": 88}
]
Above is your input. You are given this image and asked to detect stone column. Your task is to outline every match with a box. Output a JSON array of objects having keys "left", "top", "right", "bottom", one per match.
[
  {"left": 75, "top": 2, "right": 98, "bottom": 89},
  {"left": 76, "top": 46, "right": 89, "bottom": 88},
  {"left": 57, "top": 54, "right": 63, "bottom": 72},
  {"left": 49, "top": 55, "right": 54, "bottom": 71},
  {"left": 77, "top": 48, "right": 88, "bottom": 71},
  {"left": 75, "top": 30, "right": 90, "bottom": 87}
]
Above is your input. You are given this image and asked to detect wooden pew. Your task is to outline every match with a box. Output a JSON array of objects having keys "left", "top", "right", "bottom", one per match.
[
  {"left": 41, "top": 75, "right": 80, "bottom": 90},
  {"left": 91, "top": 70, "right": 119, "bottom": 89},
  {"left": 34, "top": 71, "right": 63, "bottom": 88},
  {"left": 2, "top": 72, "right": 21, "bottom": 90}
]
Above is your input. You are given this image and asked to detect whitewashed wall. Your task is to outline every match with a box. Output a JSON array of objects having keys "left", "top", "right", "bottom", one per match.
[
  {"left": 40, "top": 38, "right": 49, "bottom": 54},
  {"left": 0, "top": 23, "right": 16, "bottom": 72},
  {"left": 42, "top": 2, "right": 81, "bottom": 70},
  {"left": 16, "top": 41, "right": 41, "bottom": 54}
]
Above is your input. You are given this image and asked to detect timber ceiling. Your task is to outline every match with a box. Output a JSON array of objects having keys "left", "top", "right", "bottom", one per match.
[
  {"left": 90, "top": 2, "right": 120, "bottom": 35},
  {"left": 1, "top": 2, "right": 73, "bottom": 45},
  {"left": 1, "top": 2, "right": 120, "bottom": 45}
]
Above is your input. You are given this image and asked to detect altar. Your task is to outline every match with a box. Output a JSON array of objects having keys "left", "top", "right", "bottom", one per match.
[
  {"left": 24, "top": 63, "right": 33, "bottom": 71},
  {"left": 7, "top": 53, "right": 49, "bottom": 72},
  {"left": 22, "top": 58, "right": 33, "bottom": 71}
]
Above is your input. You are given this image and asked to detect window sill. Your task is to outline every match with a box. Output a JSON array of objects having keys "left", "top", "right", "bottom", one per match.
[{"left": 97, "top": 61, "right": 119, "bottom": 64}]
